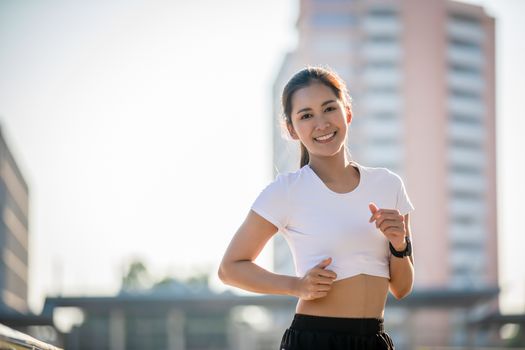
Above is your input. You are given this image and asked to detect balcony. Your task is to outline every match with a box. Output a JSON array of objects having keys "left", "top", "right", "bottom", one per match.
[
  {"left": 447, "top": 20, "right": 484, "bottom": 44},
  {"left": 448, "top": 95, "right": 485, "bottom": 116},
  {"left": 448, "top": 72, "right": 484, "bottom": 93},
  {"left": 363, "top": 43, "right": 402, "bottom": 62},
  {"left": 448, "top": 170, "right": 487, "bottom": 193},
  {"left": 448, "top": 121, "right": 485, "bottom": 144},
  {"left": 362, "top": 92, "right": 401, "bottom": 113},
  {"left": 449, "top": 222, "right": 485, "bottom": 244},
  {"left": 363, "top": 68, "right": 401, "bottom": 87},
  {"left": 447, "top": 46, "right": 484, "bottom": 68},
  {"left": 363, "top": 17, "right": 401, "bottom": 36},
  {"left": 449, "top": 197, "right": 486, "bottom": 218}
]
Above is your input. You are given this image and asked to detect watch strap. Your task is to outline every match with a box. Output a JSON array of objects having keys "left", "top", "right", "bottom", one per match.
[{"left": 389, "top": 236, "right": 411, "bottom": 258}]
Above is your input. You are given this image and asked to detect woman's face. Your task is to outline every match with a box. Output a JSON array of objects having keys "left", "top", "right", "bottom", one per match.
[{"left": 288, "top": 82, "right": 351, "bottom": 159}]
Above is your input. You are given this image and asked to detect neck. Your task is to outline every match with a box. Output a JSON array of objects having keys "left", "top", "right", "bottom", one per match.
[{"left": 308, "top": 148, "right": 354, "bottom": 183}]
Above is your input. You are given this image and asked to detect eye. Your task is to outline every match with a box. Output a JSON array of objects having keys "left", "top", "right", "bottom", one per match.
[
  {"left": 300, "top": 113, "right": 312, "bottom": 120},
  {"left": 325, "top": 106, "right": 336, "bottom": 112}
]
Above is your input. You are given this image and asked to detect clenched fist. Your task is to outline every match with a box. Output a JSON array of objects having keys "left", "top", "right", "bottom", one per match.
[
  {"left": 369, "top": 202, "right": 407, "bottom": 251},
  {"left": 294, "top": 257, "right": 337, "bottom": 300}
]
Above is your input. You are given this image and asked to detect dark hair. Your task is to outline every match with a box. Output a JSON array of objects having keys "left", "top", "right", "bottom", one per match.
[{"left": 281, "top": 66, "right": 353, "bottom": 168}]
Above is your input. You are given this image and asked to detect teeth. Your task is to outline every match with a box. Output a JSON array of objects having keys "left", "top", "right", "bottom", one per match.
[{"left": 315, "top": 132, "right": 335, "bottom": 141}]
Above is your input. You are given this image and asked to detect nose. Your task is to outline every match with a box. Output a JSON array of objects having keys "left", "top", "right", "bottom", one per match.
[{"left": 315, "top": 114, "right": 331, "bottom": 131}]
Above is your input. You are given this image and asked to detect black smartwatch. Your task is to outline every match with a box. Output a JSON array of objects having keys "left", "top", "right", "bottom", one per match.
[{"left": 389, "top": 236, "right": 412, "bottom": 258}]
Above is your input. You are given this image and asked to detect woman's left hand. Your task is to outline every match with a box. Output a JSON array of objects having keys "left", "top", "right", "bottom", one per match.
[{"left": 368, "top": 202, "right": 407, "bottom": 251}]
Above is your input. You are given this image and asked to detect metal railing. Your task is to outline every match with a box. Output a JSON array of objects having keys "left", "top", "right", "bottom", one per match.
[
  {"left": 416, "top": 348, "right": 525, "bottom": 350},
  {"left": 0, "top": 323, "right": 62, "bottom": 350}
]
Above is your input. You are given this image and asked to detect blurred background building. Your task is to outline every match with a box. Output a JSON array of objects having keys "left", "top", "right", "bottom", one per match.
[
  {"left": 0, "top": 126, "right": 30, "bottom": 314},
  {"left": 272, "top": 0, "right": 499, "bottom": 348},
  {"left": 0, "top": 126, "right": 59, "bottom": 347}
]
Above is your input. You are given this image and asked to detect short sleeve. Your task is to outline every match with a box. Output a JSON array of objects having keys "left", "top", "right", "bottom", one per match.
[
  {"left": 250, "top": 174, "right": 289, "bottom": 230},
  {"left": 395, "top": 176, "right": 415, "bottom": 216}
]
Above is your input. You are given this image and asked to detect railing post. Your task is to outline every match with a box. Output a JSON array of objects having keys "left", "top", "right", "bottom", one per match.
[
  {"left": 109, "top": 309, "right": 126, "bottom": 350},
  {"left": 167, "top": 309, "right": 185, "bottom": 350}
]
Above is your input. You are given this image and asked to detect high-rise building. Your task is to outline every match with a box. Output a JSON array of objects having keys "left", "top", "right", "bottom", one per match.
[
  {"left": 271, "top": 0, "right": 497, "bottom": 346},
  {"left": 0, "top": 126, "right": 29, "bottom": 314}
]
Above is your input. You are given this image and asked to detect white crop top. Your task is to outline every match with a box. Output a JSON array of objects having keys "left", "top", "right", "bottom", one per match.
[{"left": 250, "top": 161, "right": 415, "bottom": 281}]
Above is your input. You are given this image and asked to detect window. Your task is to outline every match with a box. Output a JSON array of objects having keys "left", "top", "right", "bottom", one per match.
[
  {"left": 451, "top": 214, "right": 477, "bottom": 225},
  {"left": 451, "top": 188, "right": 483, "bottom": 200},
  {"left": 449, "top": 13, "right": 480, "bottom": 27},
  {"left": 367, "top": 8, "right": 398, "bottom": 18},
  {"left": 451, "top": 137, "right": 481, "bottom": 149},
  {"left": 370, "top": 137, "right": 398, "bottom": 147},
  {"left": 449, "top": 63, "right": 481, "bottom": 76},
  {"left": 450, "top": 88, "right": 480, "bottom": 100},
  {"left": 449, "top": 38, "right": 482, "bottom": 59},
  {"left": 367, "top": 35, "right": 397, "bottom": 44},
  {"left": 451, "top": 114, "right": 482, "bottom": 125},
  {"left": 373, "top": 112, "right": 397, "bottom": 121},
  {"left": 312, "top": 13, "right": 357, "bottom": 27}
]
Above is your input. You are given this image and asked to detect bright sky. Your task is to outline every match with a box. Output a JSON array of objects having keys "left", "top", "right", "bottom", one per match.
[{"left": 0, "top": 0, "right": 523, "bottom": 315}]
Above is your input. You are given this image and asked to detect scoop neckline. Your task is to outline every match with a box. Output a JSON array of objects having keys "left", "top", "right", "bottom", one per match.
[{"left": 306, "top": 161, "right": 364, "bottom": 196}]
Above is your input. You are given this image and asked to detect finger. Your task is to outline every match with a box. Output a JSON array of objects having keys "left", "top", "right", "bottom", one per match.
[
  {"left": 381, "top": 209, "right": 400, "bottom": 214},
  {"left": 369, "top": 203, "right": 379, "bottom": 222},
  {"left": 316, "top": 269, "right": 337, "bottom": 279},
  {"left": 380, "top": 223, "right": 404, "bottom": 233},
  {"left": 315, "top": 257, "right": 332, "bottom": 269},
  {"left": 383, "top": 226, "right": 405, "bottom": 237},
  {"left": 379, "top": 210, "right": 402, "bottom": 222},
  {"left": 370, "top": 209, "right": 389, "bottom": 223},
  {"left": 375, "top": 213, "right": 401, "bottom": 227},
  {"left": 376, "top": 219, "right": 400, "bottom": 230},
  {"left": 313, "top": 276, "right": 335, "bottom": 284},
  {"left": 377, "top": 217, "right": 405, "bottom": 229},
  {"left": 369, "top": 212, "right": 380, "bottom": 223},
  {"left": 314, "top": 283, "right": 332, "bottom": 292}
]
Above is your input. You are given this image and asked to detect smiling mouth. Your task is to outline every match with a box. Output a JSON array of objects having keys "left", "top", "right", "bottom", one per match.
[{"left": 314, "top": 131, "right": 337, "bottom": 143}]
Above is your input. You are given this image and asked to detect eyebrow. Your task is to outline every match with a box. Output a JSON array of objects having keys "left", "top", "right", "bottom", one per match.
[{"left": 296, "top": 100, "right": 337, "bottom": 115}]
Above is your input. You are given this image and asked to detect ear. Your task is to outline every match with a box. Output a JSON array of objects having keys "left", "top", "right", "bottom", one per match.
[
  {"left": 287, "top": 123, "right": 299, "bottom": 140},
  {"left": 346, "top": 108, "right": 352, "bottom": 124}
]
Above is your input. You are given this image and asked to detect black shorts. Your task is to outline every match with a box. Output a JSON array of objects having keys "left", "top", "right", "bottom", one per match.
[{"left": 279, "top": 313, "right": 395, "bottom": 350}]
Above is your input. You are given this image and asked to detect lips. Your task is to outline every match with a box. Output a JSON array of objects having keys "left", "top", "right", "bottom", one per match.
[{"left": 314, "top": 131, "right": 337, "bottom": 143}]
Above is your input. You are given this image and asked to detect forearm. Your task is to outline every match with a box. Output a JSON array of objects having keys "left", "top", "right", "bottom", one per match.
[
  {"left": 219, "top": 260, "right": 298, "bottom": 297},
  {"left": 389, "top": 253, "right": 414, "bottom": 299}
]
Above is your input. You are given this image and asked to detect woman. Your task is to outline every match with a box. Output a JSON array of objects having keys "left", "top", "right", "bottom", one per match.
[{"left": 218, "top": 66, "right": 415, "bottom": 349}]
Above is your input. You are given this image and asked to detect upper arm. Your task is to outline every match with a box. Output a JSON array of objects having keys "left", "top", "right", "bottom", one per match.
[{"left": 220, "top": 210, "right": 279, "bottom": 265}]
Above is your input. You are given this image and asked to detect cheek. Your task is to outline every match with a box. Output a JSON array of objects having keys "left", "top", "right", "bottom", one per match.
[
  {"left": 296, "top": 128, "right": 312, "bottom": 144},
  {"left": 292, "top": 123, "right": 309, "bottom": 138}
]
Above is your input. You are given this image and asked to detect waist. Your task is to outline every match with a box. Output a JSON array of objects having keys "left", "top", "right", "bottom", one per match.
[
  {"left": 295, "top": 274, "right": 389, "bottom": 318},
  {"left": 290, "top": 313, "right": 385, "bottom": 336}
]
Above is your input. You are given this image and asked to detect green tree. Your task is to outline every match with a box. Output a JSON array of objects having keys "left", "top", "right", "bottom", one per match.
[{"left": 121, "top": 260, "right": 152, "bottom": 291}]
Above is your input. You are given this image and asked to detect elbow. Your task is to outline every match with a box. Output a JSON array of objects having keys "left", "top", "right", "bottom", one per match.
[
  {"left": 392, "top": 285, "right": 413, "bottom": 300},
  {"left": 218, "top": 260, "right": 238, "bottom": 285},
  {"left": 217, "top": 263, "right": 229, "bottom": 284}
]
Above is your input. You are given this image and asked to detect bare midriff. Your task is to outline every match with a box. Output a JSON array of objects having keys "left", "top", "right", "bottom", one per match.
[{"left": 295, "top": 274, "right": 390, "bottom": 318}]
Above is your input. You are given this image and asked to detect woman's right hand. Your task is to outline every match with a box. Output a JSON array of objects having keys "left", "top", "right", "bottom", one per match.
[{"left": 294, "top": 257, "right": 337, "bottom": 300}]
